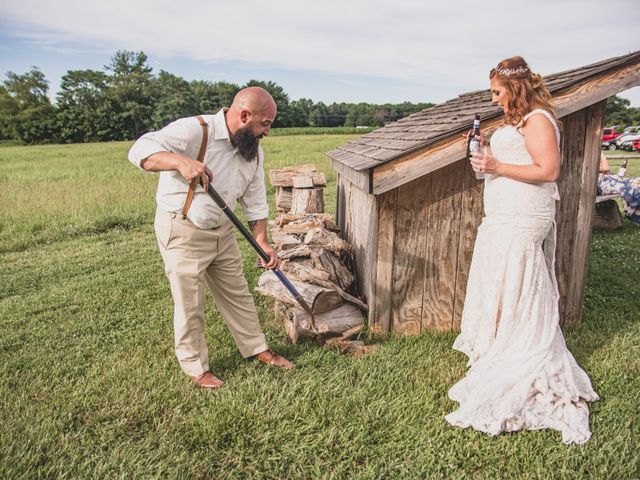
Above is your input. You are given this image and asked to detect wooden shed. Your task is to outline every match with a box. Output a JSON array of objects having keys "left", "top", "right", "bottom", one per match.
[{"left": 328, "top": 51, "right": 640, "bottom": 336}]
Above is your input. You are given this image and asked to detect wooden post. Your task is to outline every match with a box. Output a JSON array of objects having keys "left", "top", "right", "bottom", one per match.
[
  {"left": 370, "top": 189, "right": 396, "bottom": 335},
  {"left": 555, "top": 101, "right": 605, "bottom": 326}
]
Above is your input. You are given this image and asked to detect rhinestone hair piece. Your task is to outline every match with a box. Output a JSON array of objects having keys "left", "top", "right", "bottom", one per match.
[{"left": 494, "top": 65, "right": 530, "bottom": 77}]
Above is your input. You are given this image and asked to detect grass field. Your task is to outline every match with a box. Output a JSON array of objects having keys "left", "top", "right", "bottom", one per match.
[{"left": 0, "top": 140, "right": 639, "bottom": 479}]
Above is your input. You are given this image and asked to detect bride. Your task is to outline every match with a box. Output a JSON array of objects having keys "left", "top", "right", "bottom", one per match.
[{"left": 445, "top": 56, "right": 599, "bottom": 445}]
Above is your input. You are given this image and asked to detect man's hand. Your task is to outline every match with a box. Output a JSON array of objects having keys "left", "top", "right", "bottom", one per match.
[
  {"left": 248, "top": 218, "right": 280, "bottom": 270},
  {"left": 178, "top": 158, "right": 213, "bottom": 191},
  {"left": 259, "top": 244, "right": 281, "bottom": 270},
  {"left": 141, "top": 152, "right": 213, "bottom": 191}
]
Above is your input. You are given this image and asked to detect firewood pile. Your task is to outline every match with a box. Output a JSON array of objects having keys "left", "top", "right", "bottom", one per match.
[{"left": 256, "top": 165, "right": 371, "bottom": 354}]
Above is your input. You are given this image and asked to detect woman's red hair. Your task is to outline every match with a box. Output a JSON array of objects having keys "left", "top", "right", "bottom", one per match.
[{"left": 490, "top": 56, "right": 559, "bottom": 128}]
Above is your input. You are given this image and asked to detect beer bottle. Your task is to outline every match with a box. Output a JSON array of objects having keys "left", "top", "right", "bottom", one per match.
[
  {"left": 617, "top": 158, "right": 629, "bottom": 177},
  {"left": 467, "top": 114, "right": 483, "bottom": 179}
]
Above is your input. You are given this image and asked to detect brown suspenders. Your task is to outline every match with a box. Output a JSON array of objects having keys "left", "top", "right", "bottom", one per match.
[{"left": 181, "top": 115, "right": 208, "bottom": 219}]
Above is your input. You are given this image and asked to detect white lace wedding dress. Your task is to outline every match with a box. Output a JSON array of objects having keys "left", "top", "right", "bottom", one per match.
[{"left": 445, "top": 109, "right": 599, "bottom": 445}]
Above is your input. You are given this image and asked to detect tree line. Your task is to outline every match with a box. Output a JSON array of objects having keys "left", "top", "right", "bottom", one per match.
[
  {"left": 0, "top": 50, "right": 434, "bottom": 144},
  {"left": 604, "top": 95, "right": 640, "bottom": 129},
  {"left": 2, "top": 49, "right": 638, "bottom": 145}
]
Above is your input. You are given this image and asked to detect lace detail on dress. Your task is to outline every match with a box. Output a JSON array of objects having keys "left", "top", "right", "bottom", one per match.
[{"left": 446, "top": 109, "right": 598, "bottom": 445}]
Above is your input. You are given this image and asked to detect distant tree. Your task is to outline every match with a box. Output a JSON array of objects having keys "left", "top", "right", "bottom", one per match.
[
  {"left": 605, "top": 95, "right": 640, "bottom": 128},
  {"left": 326, "top": 103, "right": 349, "bottom": 127},
  {"left": 190, "top": 80, "right": 239, "bottom": 113},
  {"left": 0, "top": 85, "right": 18, "bottom": 139},
  {"left": 0, "top": 48, "right": 443, "bottom": 143},
  {"left": 605, "top": 95, "right": 632, "bottom": 127},
  {"left": 2, "top": 67, "right": 58, "bottom": 143},
  {"left": 56, "top": 69, "right": 109, "bottom": 143},
  {"left": 103, "top": 50, "right": 156, "bottom": 140},
  {"left": 244, "top": 80, "right": 291, "bottom": 127},
  {"left": 289, "top": 98, "right": 314, "bottom": 127},
  {"left": 151, "top": 70, "right": 199, "bottom": 129},
  {"left": 309, "top": 102, "right": 330, "bottom": 127}
]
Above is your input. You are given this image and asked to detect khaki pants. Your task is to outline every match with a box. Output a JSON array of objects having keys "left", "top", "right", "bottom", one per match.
[{"left": 154, "top": 208, "right": 268, "bottom": 376}]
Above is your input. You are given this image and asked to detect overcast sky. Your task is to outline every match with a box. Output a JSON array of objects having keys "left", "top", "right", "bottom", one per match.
[{"left": 1, "top": 0, "right": 638, "bottom": 107}]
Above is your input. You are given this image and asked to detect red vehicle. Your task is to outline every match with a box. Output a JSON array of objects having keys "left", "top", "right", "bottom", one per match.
[
  {"left": 633, "top": 139, "right": 640, "bottom": 151},
  {"left": 602, "top": 126, "right": 623, "bottom": 149},
  {"left": 602, "top": 126, "right": 622, "bottom": 141}
]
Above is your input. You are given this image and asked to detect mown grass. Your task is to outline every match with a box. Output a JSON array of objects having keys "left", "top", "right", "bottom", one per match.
[{"left": 0, "top": 140, "right": 639, "bottom": 479}]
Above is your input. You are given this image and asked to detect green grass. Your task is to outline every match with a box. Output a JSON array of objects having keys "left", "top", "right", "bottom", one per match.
[{"left": 1, "top": 140, "right": 639, "bottom": 479}]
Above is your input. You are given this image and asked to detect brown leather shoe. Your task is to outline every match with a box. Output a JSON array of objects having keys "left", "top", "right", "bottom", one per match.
[
  {"left": 254, "top": 349, "right": 294, "bottom": 370},
  {"left": 189, "top": 371, "right": 224, "bottom": 389}
]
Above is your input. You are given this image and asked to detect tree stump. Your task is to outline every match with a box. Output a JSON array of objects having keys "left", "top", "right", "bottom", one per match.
[{"left": 290, "top": 188, "right": 324, "bottom": 214}]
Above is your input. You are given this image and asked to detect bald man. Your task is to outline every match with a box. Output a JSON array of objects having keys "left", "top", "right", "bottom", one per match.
[{"left": 128, "top": 87, "right": 293, "bottom": 389}]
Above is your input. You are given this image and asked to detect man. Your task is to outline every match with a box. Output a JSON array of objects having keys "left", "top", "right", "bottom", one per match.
[{"left": 128, "top": 87, "right": 293, "bottom": 389}]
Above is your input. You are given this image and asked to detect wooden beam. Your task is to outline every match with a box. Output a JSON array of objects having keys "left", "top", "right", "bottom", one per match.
[
  {"left": 331, "top": 158, "right": 371, "bottom": 193},
  {"left": 369, "top": 189, "right": 396, "bottom": 335},
  {"left": 553, "top": 62, "right": 640, "bottom": 118},
  {"left": 554, "top": 110, "right": 587, "bottom": 326},
  {"left": 563, "top": 101, "right": 605, "bottom": 326},
  {"left": 371, "top": 61, "right": 640, "bottom": 195},
  {"left": 452, "top": 159, "right": 484, "bottom": 330}
]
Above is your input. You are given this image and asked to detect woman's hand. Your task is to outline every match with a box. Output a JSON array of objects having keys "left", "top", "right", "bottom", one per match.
[{"left": 470, "top": 145, "right": 501, "bottom": 175}]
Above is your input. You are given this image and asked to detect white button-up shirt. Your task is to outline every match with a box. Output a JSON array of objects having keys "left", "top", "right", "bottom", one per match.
[{"left": 128, "top": 109, "right": 269, "bottom": 229}]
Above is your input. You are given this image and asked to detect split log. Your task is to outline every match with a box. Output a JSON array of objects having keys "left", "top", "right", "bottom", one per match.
[
  {"left": 284, "top": 304, "right": 364, "bottom": 343},
  {"left": 330, "top": 287, "right": 369, "bottom": 312},
  {"left": 293, "top": 175, "right": 314, "bottom": 188},
  {"left": 280, "top": 258, "right": 332, "bottom": 284},
  {"left": 256, "top": 270, "right": 342, "bottom": 313},
  {"left": 276, "top": 187, "right": 292, "bottom": 212},
  {"left": 304, "top": 228, "right": 349, "bottom": 255},
  {"left": 279, "top": 219, "right": 338, "bottom": 235},
  {"left": 312, "top": 250, "right": 354, "bottom": 290},
  {"left": 275, "top": 213, "right": 339, "bottom": 232},
  {"left": 270, "top": 166, "right": 326, "bottom": 187},
  {"left": 271, "top": 232, "right": 301, "bottom": 250},
  {"left": 277, "top": 244, "right": 314, "bottom": 260},
  {"left": 292, "top": 173, "right": 326, "bottom": 188},
  {"left": 281, "top": 254, "right": 353, "bottom": 290},
  {"left": 278, "top": 257, "right": 366, "bottom": 311},
  {"left": 290, "top": 188, "right": 325, "bottom": 214},
  {"left": 339, "top": 324, "right": 367, "bottom": 340}
]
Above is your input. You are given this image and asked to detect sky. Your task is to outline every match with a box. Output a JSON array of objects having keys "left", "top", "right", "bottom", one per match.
[{"left": 0, "top": 0, "right": 639, "bottom": 108}]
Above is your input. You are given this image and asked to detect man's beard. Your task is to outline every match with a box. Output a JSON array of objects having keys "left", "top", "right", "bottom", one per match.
[{"left": 232, "top": 126, "right": 261, "bottom": 161}]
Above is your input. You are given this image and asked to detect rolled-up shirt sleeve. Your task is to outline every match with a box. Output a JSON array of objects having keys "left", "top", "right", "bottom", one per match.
[
  {"left": 239, "top": 149, "right": 270, "bottom": 222},
  {"left": 127, "top": 119, "right": 193, "bottom": 171}
]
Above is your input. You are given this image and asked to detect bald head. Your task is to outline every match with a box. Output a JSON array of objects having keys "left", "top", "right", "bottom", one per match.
[
  {"left": 225, "top": 86, "right": 277, "bottom": 161},
  {"left": 225, "top": 86, "right": 277, "bottom": 138},
  {"left": 230, "top": 87, "right": 277, "bottom": 117}
]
